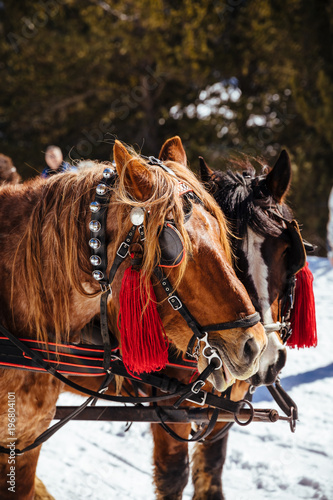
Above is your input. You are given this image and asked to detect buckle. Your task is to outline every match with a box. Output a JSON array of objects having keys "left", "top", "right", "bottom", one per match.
[
  {"left": 187, "top": 390, "right": 207, "bottom": 406},
  {"left": 100, "top": 283, "right": 112, "bottom": 293},
  {"left": 116, "top": 242, "right": 129, "bottom": 258},
  {"left": 168, "top": 295, "right": 182, "bottom": 310},
  {"left": 191, "top": 379, "right": 205, "bottom": 394}
]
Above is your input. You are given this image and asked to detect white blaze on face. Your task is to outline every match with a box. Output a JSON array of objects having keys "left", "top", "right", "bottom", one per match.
[
  {"left": 243, "top": 228, "right": 284, "bottom": 376},
  {"left": 243, "top": 229, "right": 273, "bottom": 325}
]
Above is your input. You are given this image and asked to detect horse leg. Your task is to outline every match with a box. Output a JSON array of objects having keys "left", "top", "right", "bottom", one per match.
[
  {"left": 0, "top": 371, "right": 61, "bottom": 500},
  {"left": 151, "top": 422, "right": 191, "bottom": 500},
  {"left": 191, "top": 381, "right": 249, "bottom": 500},
  {"left": 191, "top": 429, "right": 229, "bottom": 500},
  {"left": 34, "top": 476, "right": 56, "bottom": 500}
]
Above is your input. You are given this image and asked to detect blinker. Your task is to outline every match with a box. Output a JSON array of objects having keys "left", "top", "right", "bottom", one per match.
[
  {"left": 159, "top": 223, "right": 185, "bottom": 268},
  {"left": 284, "top": 219, "right": 306, "bottom": 276}
]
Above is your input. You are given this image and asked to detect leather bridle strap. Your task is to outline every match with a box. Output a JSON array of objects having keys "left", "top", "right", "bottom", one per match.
[
  {"left": 99, "top": 290, "right": 111, "bottom": 371},
  {"left": 107, "top": 225, "right": 136, "bottom": 284},
  {"left": 203, "top": 312, "right": 261, "bottom": 332},
  {"left": 98, "top": 224, "right": 137, "bottom": 370},
  {"left": 154, "top": 267, "right": 204, "bottom": 339},
  {"left": 154, "top": 267, "right": 261, "bottom": 367}
]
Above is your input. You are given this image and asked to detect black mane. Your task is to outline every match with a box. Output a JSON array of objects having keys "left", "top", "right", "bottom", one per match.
[{"left": 211, "top": 164, "right": 293, "bottom": 240}]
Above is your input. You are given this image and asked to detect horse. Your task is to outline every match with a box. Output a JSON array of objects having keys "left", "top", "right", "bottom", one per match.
[{"left": 0, "top": 140, "right": 267, "bottom": 499}]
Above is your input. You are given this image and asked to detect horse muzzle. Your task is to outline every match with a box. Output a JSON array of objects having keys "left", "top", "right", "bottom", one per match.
[
  {"left": 249, "top": 340, "right": 287, "bottom": 386},
  {"left": 203, "top": 324, "right": 267, "bottom": 391}
]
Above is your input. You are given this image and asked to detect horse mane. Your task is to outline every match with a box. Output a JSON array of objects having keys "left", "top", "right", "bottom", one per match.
[
  {"left": 210, "top": 155, "right": 293, "bottom": 240},
  {"left": 13, "top": 167, "right": 104, "bottom": 345},
  {"left": 12, "top": 150, "right": 232, "bottom": 347}
]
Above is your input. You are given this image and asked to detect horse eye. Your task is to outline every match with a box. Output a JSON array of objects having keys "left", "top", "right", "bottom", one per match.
[{"left": 281, "top": 247, "right": 289, "bottom": 258}]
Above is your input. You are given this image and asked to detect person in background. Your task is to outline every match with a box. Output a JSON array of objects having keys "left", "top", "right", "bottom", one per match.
[
  {"left": 0, "top": 153, "right": 21, "bottom": 184},
  {"left": 327, "top": 187, "right": 333, "bottom": 267},
  {"left": 41, "top": 145, "right": 76, "bottom": 178}
]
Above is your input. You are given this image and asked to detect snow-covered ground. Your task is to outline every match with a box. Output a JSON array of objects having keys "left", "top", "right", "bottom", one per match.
[{"left": 37, "top": 257, "right": 333, "bottom": 500}]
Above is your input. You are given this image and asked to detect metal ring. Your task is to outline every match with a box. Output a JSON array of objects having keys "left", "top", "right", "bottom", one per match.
[{"left": 234, "top": 399, "right": 254, "bottom": 426}]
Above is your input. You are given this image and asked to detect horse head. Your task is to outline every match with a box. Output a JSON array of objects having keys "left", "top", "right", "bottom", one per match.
[
  {"left": 104, "top": 140, "right": 267, "bottom": 391},
  {"left": 199, "top": 149, "right": 306, "bottom": 385}
]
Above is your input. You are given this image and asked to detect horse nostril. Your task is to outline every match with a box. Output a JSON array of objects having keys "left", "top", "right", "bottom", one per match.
[
  {"left": 243, "top": 336, "right": 260, "bottom": 363},
  {"left": 276, "top": 348, "right": 287, "bottom": 372}
]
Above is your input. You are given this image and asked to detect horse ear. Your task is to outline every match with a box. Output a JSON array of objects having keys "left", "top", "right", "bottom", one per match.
[
  {"left": 266, "top": 150, "right": 291, "bottom": 203},
  {"left": 158, "top": 136, "right": 187, "bottom": 166},
  {"left": 113, "top": 140, "right": 153, "bottom": 201},
  {"left": 198, "top": 156, "right": 214, "bottom": 183}
]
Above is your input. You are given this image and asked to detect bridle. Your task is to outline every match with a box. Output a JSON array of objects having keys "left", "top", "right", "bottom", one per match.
[
  {"left": 252, "top": 203, "right": 308, "bottom": 343},
  {"left": 89, "top": 157, "right": 261, "bottom": 376}
]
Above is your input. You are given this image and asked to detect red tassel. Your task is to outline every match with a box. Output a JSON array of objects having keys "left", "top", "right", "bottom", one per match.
[
  {"left": 118, "top": 267, "right": 169, "bottom": 374},
  {"left": 288, "top": 262, "right": 317, "bottom": 349}
]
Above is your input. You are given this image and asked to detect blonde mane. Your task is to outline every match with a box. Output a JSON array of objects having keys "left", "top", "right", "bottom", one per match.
[{"left": 12, "top": 151, "right": 232, "bottom": 347}]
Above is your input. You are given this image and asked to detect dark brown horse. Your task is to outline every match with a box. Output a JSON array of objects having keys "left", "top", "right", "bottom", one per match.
[
  {"left": 0, "top": 140, "right": 266, "bottom": 499},
  {"left": 149, "top": 137, "right": 305, "bottom": 499}
]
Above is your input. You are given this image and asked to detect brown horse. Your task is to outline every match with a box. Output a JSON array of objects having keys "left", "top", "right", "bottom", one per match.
[{"left": 0, "top": 140, "right": 266, "bottom": 499}]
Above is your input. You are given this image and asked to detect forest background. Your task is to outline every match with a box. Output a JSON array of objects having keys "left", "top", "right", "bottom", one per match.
[{"left": 1, "top": 0, "right": 332, "bottom": 253}]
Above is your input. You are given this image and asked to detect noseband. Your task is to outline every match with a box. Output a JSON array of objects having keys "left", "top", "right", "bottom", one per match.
[{"left": 89, "top": 158, "right": 260, "bottom": 374}]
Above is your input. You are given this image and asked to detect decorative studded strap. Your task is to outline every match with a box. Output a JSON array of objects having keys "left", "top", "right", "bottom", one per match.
[{"left": 88, "top": 168, "right": 117, "bottom": 289}]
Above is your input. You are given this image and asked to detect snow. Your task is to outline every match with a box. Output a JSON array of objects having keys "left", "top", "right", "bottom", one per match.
[{"left": 37, "top": 257, "right": 333, "bottom": 500}]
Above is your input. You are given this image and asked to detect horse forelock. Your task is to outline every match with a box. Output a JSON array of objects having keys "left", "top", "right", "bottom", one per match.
[
  {"left": 113, "top": 154, "right": 232, "bottom": 294},
  {"left": 212, "top": 159, "right": 293, "bottom": 241}
]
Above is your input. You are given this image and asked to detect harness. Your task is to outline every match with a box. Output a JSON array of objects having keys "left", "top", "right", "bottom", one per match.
[{"left": 251, "top": 200, "right": 310, "bottom": 343}]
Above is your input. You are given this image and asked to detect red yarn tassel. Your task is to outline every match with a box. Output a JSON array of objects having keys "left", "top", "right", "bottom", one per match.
[
  {"left": 118, "top": 267, "right": 169, "bottom": 374},
  {"left": 287, "top": 262, "right": 317, "bottom": 349}
]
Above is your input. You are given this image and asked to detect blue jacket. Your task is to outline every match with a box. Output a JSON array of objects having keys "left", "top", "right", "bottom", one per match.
[{"left": 41, "top": 162, "right": 77, "bottom": 178}]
